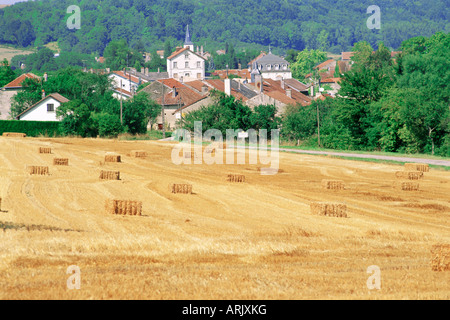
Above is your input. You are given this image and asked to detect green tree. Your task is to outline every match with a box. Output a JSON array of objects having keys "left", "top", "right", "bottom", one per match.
[
  {"left": 123, "top": 91, "right": 161, "bottom": 134},
  {"left": 0, "top": 59, "right": 16, "bottom": 87},
  {"left": 290, "top": 49, "right": 327, "bottom": 80}
]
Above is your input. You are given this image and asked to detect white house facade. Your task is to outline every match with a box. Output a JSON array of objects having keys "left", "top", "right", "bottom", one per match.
[
  {"left": 109, "top": 70, "right": 143, "bottom": 99},
  {"left": 16, "top": 93, "right": 69, "bottom": 121},
  {"left": 167, "top": 25, "right": 206, "bottom": 82},
  {"left": 251, "top": 52, "right": 292, "bottom": 81}
]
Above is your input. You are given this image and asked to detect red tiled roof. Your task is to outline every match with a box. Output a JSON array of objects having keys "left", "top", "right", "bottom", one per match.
[
  {"left": 3, "top": 73, "right": 40, "bottom": 89},
  {"left": 212, "top": 69, "right": 251, "bottom": 79},
  {"left": 97, "top": 57, "right": 105, "bottom": 64},
  {"left": 283, "top": 78, "right": 310, "bottom": 92},
  {"left": 167, "top": 47, "right": 206, "bottom": 60},
  {"left": 158, "top": 78, "right": 185, "bottom": 89},
  {"left": 185, "top": 80, "right": 209, "bottom": 92},
  {"left": 114, "top": 87, "right": 132, "bottom": 96},
  {"left": 263, "top": 79, "right": 311, "bottom": 106},
  {"left": 342, "top": 52, "right": 355, "bottom": 60},
  {"left": 320, "top": 77, "right": 341, "bottom": 83},
  {"left": 265, "top": 90, "right": 297, "bottom": 106},
  {"left": 205, "top": 79, "right": 248, "bottom": 101},
  {"left": 314, "top": 59, "right": 335, "bottom": 70},
  {"left": 157, "top": 86, "right": 205, "bottom": 107},
  {"left": 112, "top": 71, "right": 140, "bottom": 84}
]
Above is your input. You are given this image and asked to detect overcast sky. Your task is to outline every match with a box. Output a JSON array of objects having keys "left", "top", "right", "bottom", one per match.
[{"left": 0, "top": 0, "right": 29, "bottom": 5}]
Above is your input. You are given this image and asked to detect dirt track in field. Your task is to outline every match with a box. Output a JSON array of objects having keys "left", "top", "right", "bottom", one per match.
[{"left": 0, "top": 137, "right": 449, "bottom": 299}]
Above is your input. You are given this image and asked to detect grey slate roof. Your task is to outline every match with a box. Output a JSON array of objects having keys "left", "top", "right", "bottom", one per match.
[{"left": 255, "top": 53, "right": 290, "bottom": 67}]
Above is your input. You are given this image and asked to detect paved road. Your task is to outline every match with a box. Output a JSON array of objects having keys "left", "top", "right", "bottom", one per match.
[
  {"left": 276, "top": 148, "right": 450, "bottom": 167},
  {"left": 159, "top": 138, "right": 450, "bottom": 166}
]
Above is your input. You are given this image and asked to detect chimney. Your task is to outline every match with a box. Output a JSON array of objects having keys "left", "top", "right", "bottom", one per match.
[
  {"left": 172, "top": 87, "right": 177, "bottom": 98},
  {"left": 281, "top": 79, "right": 285, "bottom": 89},
  {"left": 145, "top": 67, "right": 149, "bottom": 75},
  {"left": 158, "top": 67, "right": 160, "bottom": 73},
  {"left": 42, "top": 90, "right": 45, "bottom": 99},
  {"left": 286, "top": 88, "right": 292, "bottom": 98},
  {"left": 141, "top": 67, "right": 145, "bottom": 74},
  {"left": 43, "top": 72, "right": 48, "bottom": 82},
  {"left": 238, "top": 63, "right": 241, "bottom": 70},
  {"left": 224, "top": 78, "right": 231, "bottom": 96}
]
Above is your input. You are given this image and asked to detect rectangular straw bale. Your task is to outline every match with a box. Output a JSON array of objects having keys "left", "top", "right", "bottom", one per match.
[
  {"left": 28, "top": 166, "right": 49, "bottom": 175},
  {"left": 395, "top": 171, "right": 423, "bottom": 180},
  {"left": 105, "top": 200, "right": 142, "bottom": 216},
  {"left": 322, "top": 179, "right": 344, "bottom": 190},
  {"left": 171, "top": 184, "right": 193, "bottom": 194},
  {"left": 131, "top": 150, "right": 147, "bottom": 158},
  {"left": 310, "top": 202, "right": 347, "bottom": 217},
  {"left": 105, "top": 155, "right": 121, "bottom": 162},
  {"left": 2, "top": 132, "right": 26, "bottom": 138},
  {"left": 227, "top": 174, "right": 246, "bottom": 183},
  {"left": 99, "top": 170, "right": 120, "bottom": 180},
  {"left": 53, "top": 158, "right": 69, "bottom": 166},
  {"left": 394, "top": 181, "right": 420, "bottom": 191},
  {"left": 431, "top": 244, "right": 450, "bottom": 271},
  {"left": 404, "top": 163, "right": 429, "bottom": 172},
  {"left": 38, "top": 147, "right": 52, "bottom": 154}
]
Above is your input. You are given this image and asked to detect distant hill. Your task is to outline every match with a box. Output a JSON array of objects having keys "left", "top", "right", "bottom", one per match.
[{"left": 0, "top": 0, "right": 448, "bottom": 55}]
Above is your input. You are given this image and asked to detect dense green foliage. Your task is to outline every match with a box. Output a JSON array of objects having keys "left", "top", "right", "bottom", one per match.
[
  {"left": 10, "top": 67, "right": 160, "bottom": 137},
  {"left": 0, "top": 120, "right": 61, "bottom": 137},
  {"left": 0, "top": 0, "right": 448, "bottom": 55},
  {"left": 0, "top": 58, "right": 16, "bottom": 87},
  {"left": 180, "top": 91, "right": 281, "bottom": 139},
  {"left": 283, "top": 32, "right": 450, "bottom": 156}
]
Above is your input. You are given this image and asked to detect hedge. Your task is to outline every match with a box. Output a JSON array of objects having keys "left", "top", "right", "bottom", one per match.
[{"left": 0, "top": 120, "right": 61, "bottom": 137}]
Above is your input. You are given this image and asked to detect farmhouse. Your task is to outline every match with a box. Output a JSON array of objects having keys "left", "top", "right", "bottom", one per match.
[{"left": 16, "top": 92, "right": 70, "bottom": 121}]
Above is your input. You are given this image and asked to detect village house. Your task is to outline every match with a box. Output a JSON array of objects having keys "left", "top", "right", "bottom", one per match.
[
  {"left": 166, "top": 25, "right": 207, "bottom": 82},
  {"left": 249, "top": 49, "right": 292, "bottom": 81},
  {"left": 0, "top": 73, "right": 40, "bottom": 120},
  {"left": 16, "top": 92, "right": 69, "bottom": 121}
]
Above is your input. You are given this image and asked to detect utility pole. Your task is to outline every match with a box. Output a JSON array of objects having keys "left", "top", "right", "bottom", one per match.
[
  {"left": 316, "top": 102, "right": 321, "bottom": 148},
  {"left": 161, "top": 82, "right": 165, "bottom": 139},
  {"left": 120, "top": 79, "right": 123, "bottom": 125}
]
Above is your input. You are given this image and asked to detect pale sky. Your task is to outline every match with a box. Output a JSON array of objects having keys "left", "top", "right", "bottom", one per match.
[{"left": 0, "top": 0, "right": 29, "bottom": 4}]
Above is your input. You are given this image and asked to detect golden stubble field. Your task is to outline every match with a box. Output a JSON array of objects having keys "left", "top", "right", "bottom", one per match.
[{"left": 0, "top": 136, "right": 449, "bottom": 300}]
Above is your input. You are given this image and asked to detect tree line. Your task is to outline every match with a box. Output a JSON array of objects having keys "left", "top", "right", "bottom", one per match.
[{"left": 0, "top": 0, "right": 448, "bottom": 56}]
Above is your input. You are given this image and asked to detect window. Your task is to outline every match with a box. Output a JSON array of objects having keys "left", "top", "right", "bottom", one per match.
[
  {"left": 47, "top": 104, "right": 54, "bottom": 112},
  {"left": 173, "top": 62, "right": 177, "bottom": 69},
  {"left": 282, "top": 64, "right": 287, "bottom": 70},
  {"left": 185, "top": 53, "right": 189, "bottom": 59},
  {"left": 197, "top": 73, "right": 201, "bottom": 79},
  {"left": 266, "top": 64, "right": 271, "bottom": 70},
  {"left": 185, "top": 62, "right": 189, "bottom": 68},
  {"left": 275, "top": 64, "right": 279, "bottom": 70},
  {"left": 197, "top": 61, "right": 201, "bottom": 68},
  {"left": 185, "top": 73, "right": 190, "bottom": 77}
]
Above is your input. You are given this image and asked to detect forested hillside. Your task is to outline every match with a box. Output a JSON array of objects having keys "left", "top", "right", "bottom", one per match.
[{"left": 0, "top": 0, "right": 448, "bottom": 55}]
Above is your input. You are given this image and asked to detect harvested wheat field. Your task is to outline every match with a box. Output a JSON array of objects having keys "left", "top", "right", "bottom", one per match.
[{"left": 0, "top": 136, "right": 449, "bottom": 300}]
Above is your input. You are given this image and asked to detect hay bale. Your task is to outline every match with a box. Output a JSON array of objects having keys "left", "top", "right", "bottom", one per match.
[
  {"left": 310, "top": 202, "right": 347, "bottom": 217},
  {"left": 28, "top": 166, "right": 49, "bottom": 175},
  {"left": 105, "top": 154, "right": 121, "bottom": 162},
  {"left": 394, "top": 181, "right": 420, "bottom": 191},
  {"left": 105, "top": 200, "right": 142, "bottom": 216},
  {"left": 322, "top": 179, "right": 344, "bottom": 190},
  {"left": 395, "top": 171, "right": 424, "bottom": 180},
  {"left": 99, "top": 170, "right": 120, "bottom": 180},
  {"left": 171, "top": 184, "right": 193, "bottom": 194},
  {"left": 227, "top": 174, "right": 246, "bottom": 183},
  {"left": 404, "top": 163, "right": 429, "bottom": 172},
  {"left": 431, "top": 244, "right": 450, "bottom": 271},
  {"left": 38, "top": 147, "right": 52, "bottom": 154},
  {"left": 2, "top": 132, "right": 26, "bottom": 138},
  {"left": 53, "top": 158, "right": 69, "bottom": 166},
  {"left": 131, "top": 150, "right": 147, "bottom": 158}
]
